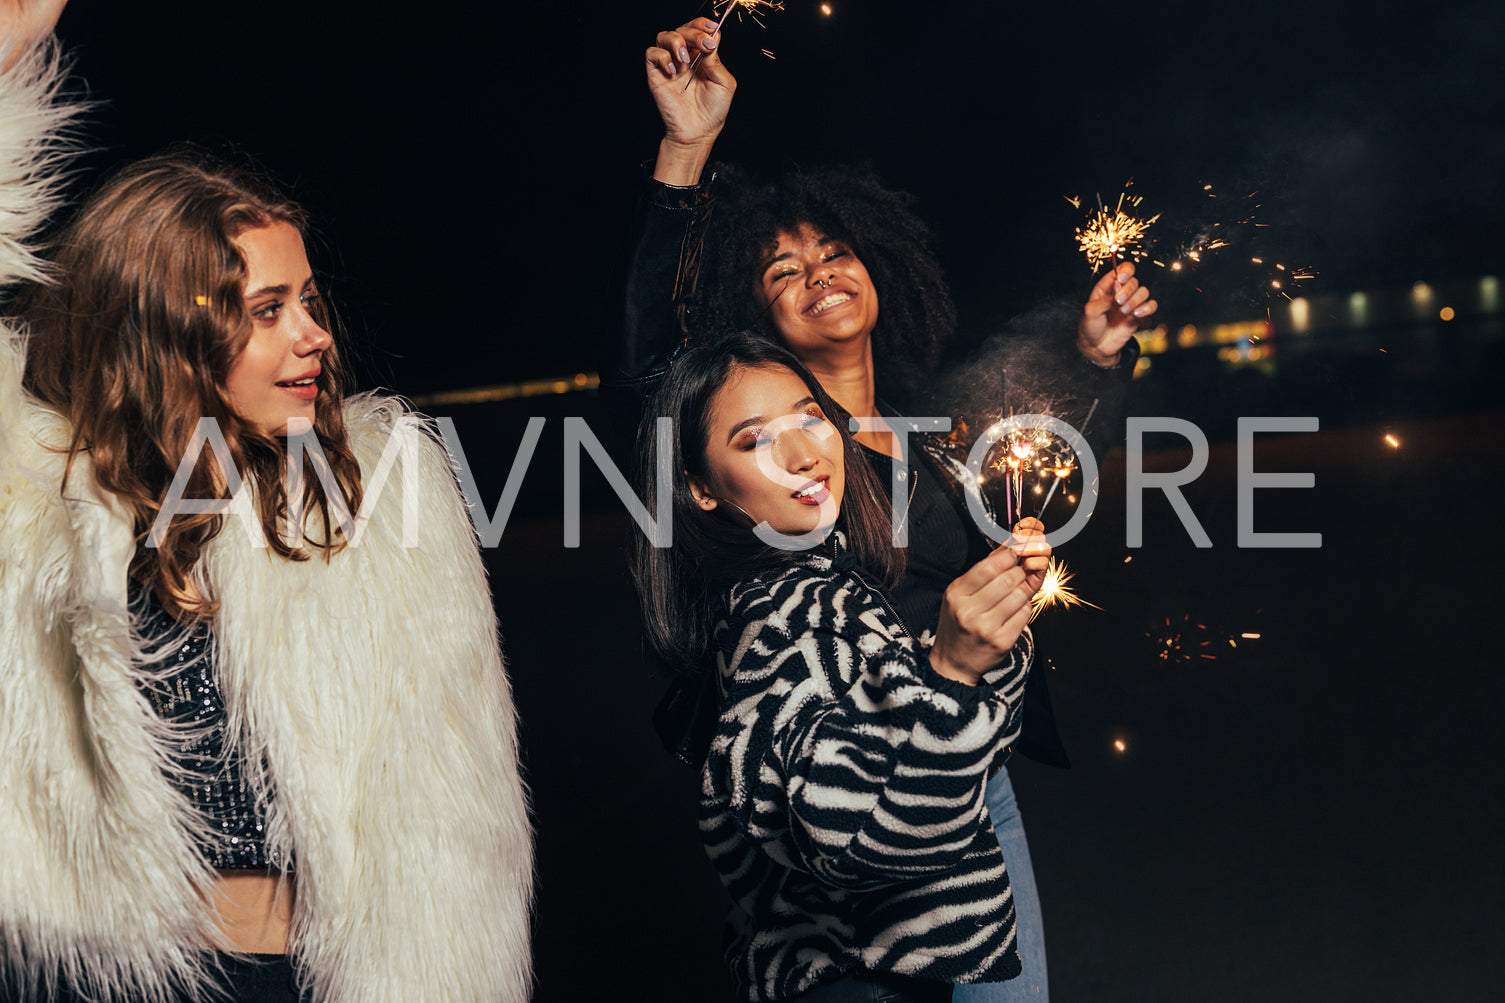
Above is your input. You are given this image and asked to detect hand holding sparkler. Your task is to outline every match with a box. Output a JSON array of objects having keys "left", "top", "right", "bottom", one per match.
[
  {"left": 1077, "top": 261, "right": 1157, "bottom": 366},
  {"left": 646, "top": 18, "right": 737, "bottom": 187},
  {"left": 929, "top": 519, "right": 1052, "bottom": 686}
]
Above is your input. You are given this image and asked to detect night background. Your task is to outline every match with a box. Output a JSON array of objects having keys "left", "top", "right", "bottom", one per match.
[{"left": 50, "top": 0, "right": 1505, "bottom": 999}]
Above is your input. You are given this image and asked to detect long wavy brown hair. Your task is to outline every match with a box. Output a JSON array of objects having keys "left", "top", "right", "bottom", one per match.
[{"left": 21, "top": 149, "right": 364, "bottom": 620}]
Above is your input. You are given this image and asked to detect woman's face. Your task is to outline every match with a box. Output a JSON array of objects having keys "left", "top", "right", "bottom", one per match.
[
  {"left": 690, "top": 364, "right": 846, "bottom": 536},
  {"left": 226, "top": 221, "right": 332, "bottom": 436},
  {"left": 754, "top": 223, "right": 880, "bottom": 361}
]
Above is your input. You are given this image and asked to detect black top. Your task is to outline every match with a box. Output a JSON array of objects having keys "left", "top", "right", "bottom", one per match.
[
  {"left": 859, "top": 438, "right": 1070, "bottom": 768},
  {"left": 862, "top": 443, "right": 978, "bottom": 642},
  {"left": 129, "top": 580, "right": 279, "bottom": 870}
]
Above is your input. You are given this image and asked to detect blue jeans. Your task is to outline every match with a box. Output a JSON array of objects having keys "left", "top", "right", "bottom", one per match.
[{"left": 953, "top": 766, "right": 1048, "bottom": 1002}]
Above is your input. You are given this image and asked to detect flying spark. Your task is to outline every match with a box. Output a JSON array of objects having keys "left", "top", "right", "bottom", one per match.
[
  {"left": 1147, "top": 613, "right": 1265, "bottom": 664},
  {"left": 716, "top": 0, "right": 784, "bottom": 28},
  {"left": 1150, "top": 182, "right": 1318, "bottom": 300}
]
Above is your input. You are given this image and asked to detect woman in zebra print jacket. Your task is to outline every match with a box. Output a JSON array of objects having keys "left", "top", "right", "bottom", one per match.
[{"left": 632, "top": 333, "right": 1052, "bottom": 1002}]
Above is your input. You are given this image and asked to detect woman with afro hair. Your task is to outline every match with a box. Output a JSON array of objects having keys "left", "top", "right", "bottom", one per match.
[{"left": 618, "top": 17, "right": 1161, "bottom": 1003}]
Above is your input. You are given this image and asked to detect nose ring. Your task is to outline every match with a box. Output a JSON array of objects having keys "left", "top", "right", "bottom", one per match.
[{"left": 815, "top": 277, "right": 830, "bottom": 289}]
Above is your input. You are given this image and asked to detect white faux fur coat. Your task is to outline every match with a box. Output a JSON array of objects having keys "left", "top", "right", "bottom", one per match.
[{"left": 0, "top": 44, "right": 532, "bottom": 1003}]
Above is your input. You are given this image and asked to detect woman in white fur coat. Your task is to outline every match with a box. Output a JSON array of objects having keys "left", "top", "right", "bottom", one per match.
[{"left": 0, "top": 6, "right": 532, "bottom": 1002}]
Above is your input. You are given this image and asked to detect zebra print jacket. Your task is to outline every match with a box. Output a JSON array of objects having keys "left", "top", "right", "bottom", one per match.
[{"left": 701, "top": 541, "right": 1032, "bottom": 1001}]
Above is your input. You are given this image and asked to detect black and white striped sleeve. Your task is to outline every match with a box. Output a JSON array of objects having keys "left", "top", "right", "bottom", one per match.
[{"left": 719, "top": 575, "right": 1032, "bottom": 891}]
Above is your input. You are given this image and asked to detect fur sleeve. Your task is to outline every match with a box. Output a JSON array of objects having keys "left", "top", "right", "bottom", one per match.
[
  {"left": 0, "top": 39, "right": 81, "bottom": 289},
  {"left": 206, "top": 397, "right": 534, "bottom": 1002},
  {"left": 2, "top": 43, "right": 225, "bottom": 1003}
]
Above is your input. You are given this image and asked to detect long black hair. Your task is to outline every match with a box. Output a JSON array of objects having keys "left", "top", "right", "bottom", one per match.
[
  {"left": 630, "top": 331, "right": 904, "bottom": 674},
  {"left": 691, "top": 163, "right": 956, "bottom": 406}
]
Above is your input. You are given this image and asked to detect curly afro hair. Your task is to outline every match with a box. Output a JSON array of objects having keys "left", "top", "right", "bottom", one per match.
[{"left": 689, "top": 162, "right": 956, "bottom": 405}]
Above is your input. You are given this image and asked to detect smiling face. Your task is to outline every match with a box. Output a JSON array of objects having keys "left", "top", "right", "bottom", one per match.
[
  {"left": 689, "top": 363, "right": 846, "bottom": 536},
  {"left": 754, "top": 222, "right": 880, "bottom": 361},
  {"left": 225, "top": 221, "right": 333, "bottom": 436}
]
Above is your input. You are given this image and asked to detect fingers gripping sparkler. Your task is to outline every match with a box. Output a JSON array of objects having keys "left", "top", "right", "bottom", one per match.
[{"left": 683, "top": 0, "right": 785, "bottom": 90}]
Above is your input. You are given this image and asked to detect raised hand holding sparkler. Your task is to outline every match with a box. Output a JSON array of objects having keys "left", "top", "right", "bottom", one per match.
[
  {"left": 1077, "top": 261, "right": 1157, "bottom": 366},
  {"left": 679, "top": 1, "right": 783, "bottom": 90},
  {"left": 646, "top": 18, "right": 737, "bottom": 186},
  {"left": 929, "top": 518, "right": 1051, "bottom": 686}
]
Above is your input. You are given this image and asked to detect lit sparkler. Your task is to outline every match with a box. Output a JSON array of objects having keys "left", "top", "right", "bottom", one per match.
[
  {"left": 974, "top": 402, "right": 1096, "bottom": 528},
  {"left": 1034, "top": 398, "right": 1096, "bottom": 523},
  {"left": 1028, "top": 557, "right": 1101, "bottom": 621},
  {"left": 1073, "top": 189, "right": 1161, "bottom": 271},
  {"left": 985, "top": 424, "right": 1064, "bottom": 526},
  {"left": 683, "top": 0, "right": 786, "bottom": 89}
]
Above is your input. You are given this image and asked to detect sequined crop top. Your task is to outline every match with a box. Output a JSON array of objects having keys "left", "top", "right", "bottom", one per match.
[{"left": 129, "top": 580, "right": 280, "bottom": 870}]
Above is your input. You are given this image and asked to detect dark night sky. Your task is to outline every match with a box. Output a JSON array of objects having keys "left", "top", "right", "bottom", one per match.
[
  {"left": 49, "top": 0, "right": 1505, "bottom": 395},
  {"left": 36, "top": 8, "right": 1505, "bottom": 996}
]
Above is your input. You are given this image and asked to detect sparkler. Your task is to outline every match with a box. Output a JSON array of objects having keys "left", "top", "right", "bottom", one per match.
[
  {"left": 1073, "top": 189, "right": 1161, "bottom": 271},
  {"left": 975, "top": 398, "right": 1097, "bottom": 529},
  {"left": 682, "top": 0, "right": 785, "bottom": 90},
  {"left": 1028, "top": 557, "right": 1101, "bottom": 621},
  {"left": 984, "top": 425, "right": 1062, "bottom": 526},
  {"left": 1067, "top": 182, "right": 1317, "bottom": 306},
  {"left": 1035, "top": 398, "right": 1096, "bottom": 522},
  {"left": 975, "top": 406, "right": 1095, "bottom": 529}
]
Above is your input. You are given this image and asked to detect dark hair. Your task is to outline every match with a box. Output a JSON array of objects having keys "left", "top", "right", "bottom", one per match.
[
  {"left": 631, "top": 331, "right": 904, "bottom": 674},
  {"left": 21, "top": 148, "right": 363, "bottom": 620},
  {"left": 691, "top": 163, "right": 956, "bottom": 405}
]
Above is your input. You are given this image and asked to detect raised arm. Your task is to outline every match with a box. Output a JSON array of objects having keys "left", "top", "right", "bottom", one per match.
[
  {"left": 646, "top": 17, "right": 736, "bottom": 186},
  {"left": 613, "top": 20, "right": 740, "bottom": 395}
]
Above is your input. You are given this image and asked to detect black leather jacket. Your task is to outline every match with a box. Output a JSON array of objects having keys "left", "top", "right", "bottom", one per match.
[
  {"left": 618, "top": 169, "right": 1141, "bottom": 770},
  {"left": 611, "top": 168, "right": 718, "bottom": 396}
]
